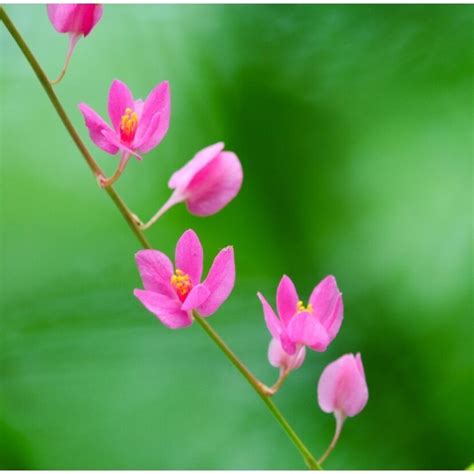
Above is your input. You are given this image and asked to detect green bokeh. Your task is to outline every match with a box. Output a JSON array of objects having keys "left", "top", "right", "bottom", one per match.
[{"left": 1, "top": 4, "right": 473, "bottom": 469}]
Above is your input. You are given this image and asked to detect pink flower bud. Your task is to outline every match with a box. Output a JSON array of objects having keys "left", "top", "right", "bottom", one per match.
[
  {"left": 168, "top": 142, "right": 243, "bottom": 216},
  {"left": 317, "top": 353, "right": 368, "bottom": 419},
  {"left": 47, "top": 4, "right": 103, "bottom": 37},
  {"left": 268, "top": 338, "right": 306, "bottom": 372}
]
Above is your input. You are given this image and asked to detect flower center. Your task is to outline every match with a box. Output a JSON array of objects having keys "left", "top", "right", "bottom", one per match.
[
  {"left": 170, "top": 269, "right": 192, "bottom": 302},
  {"left": 119, "top": 107, "right": 138, "bottom": 143},
  {"left": 296, "top": 300, "right": 313, "bottom": 314}
]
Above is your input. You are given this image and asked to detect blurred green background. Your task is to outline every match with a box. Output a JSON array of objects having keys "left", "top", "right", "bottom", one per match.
[{"left": 1, "top": 4, "right": 473, "bottom": 469}]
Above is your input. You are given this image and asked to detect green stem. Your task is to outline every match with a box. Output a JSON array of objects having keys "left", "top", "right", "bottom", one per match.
[
  {"left": 1, "top": 7, "right": 320, "bottom": 470},
  {"left": 193, "top": 314, "right": 320, "bottom": 470}
]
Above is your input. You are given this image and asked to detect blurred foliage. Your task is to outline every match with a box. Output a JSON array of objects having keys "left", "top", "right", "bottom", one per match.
[{"left": 1, "top": 4, "right": 473, "bottom": 469}]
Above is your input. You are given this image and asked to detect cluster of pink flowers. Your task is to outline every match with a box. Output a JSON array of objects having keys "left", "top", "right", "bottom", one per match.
[
  {"left": 47, "top": 5, "right": 368, "bottom": 466},
  {"left": 134, "top": 230, "right": 368, "bottom": 462}
]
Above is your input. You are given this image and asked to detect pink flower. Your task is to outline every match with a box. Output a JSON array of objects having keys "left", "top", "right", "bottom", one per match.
[
  {"left": 317, "top": 353, "right": 368, "bottom": 419},
  {"left": 79, "top": 79, "right": 170, "bottom": 186},
  {"left": 47, "top": 4, "right": 103, "bottom": 37},
  {"left": 268, "top": 338, "right": 306, "bottom": 372},
  {"left": 168, "top": 142, "right": 243, "bottom": 216},
  {"left": 47, "top": 5, "right": 103, "bottom": 84},
  {"left": 316, "top": 353, "right": 368, "bottom": 464},
  {"left": 257, "top": 275, "right": 343, "bottom": 356},
  {"left": 134, "top": 229, "right": 235, "bottom": 328},
  {"left": 139, "top": 142, "right": 243, "bottom": 229}
]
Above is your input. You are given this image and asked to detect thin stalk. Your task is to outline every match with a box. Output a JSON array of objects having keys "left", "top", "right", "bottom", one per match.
[
  {"left": 318, "top": 411, "right": 345, "bottom": 466},
  {"left": 138, "top": 191, "right": 182, "bottom": 230},
  {"left": 266, "top": 368, "right": 290, "bottom": 396},
  {"left": 99, "top": 152, "right": 131, "bottom": 188},
  {"left": 1, "top": 7, "right": 321, "bottom": 469},
  {"left": 193, "top": 313, "right": 320, "bottom": 470},
  {"left": 50, "top": 33, "right": 79, "bottom": 85}
]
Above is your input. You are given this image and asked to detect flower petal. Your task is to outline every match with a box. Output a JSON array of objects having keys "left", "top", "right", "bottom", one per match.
[
  {"left": 101, "top": 128, "right": 143, "bottom": 160},
  {"left": 134, "top": 289, "right": 192, "bottom": 329},
  {"left": 134, "top": 112, "right": 160, "bottom": 153},
  {"left": 317, "top": 354, "right": 368, "bottom": 417},
  {"left": 324, "top": 294, "right": 343, "bottom": 341},
  {"left": 135, "top": 249, "right": 175, "bottom": 298},
  {"left": 197, "top": 246, "right": 235, "bottom": 317},
  {"left": 175, "top": 229, "right": 203, "bottom": 285},
  {"left": 257, "top": 292, "right": 282, "bottom": 339},
  {"left": 280, "top": 331, "right": 297, "bottom": 355},
  {"left": 286, "top": 312, "right": 330, "bottom": 352},
  {"left": 276, "top": 275, "right": 299, "bottom": 326},
  {"left": 185, "top": 151, "right": 243, "bottom": 216},
  {"left": 47, "top": 5, "right": 77, "bottom": 33},
  {"left": 181, "top": 284, "right": 210, "bottom": 312},
  {"left": 82, "top": 5, "right": 103, "bottom": 37},
  {"left": 268, "top": 338, "right": 306, "bottom": 371},
  {"left": 134, "top": 99, "right": 144, "bottom": 120},
  {"left": 168, "top": 142, "right": 225, "bottom": 191},
  {"left": 47, "top": 5, "right": 102, "bottom": 36},
  {"left": 108, "top": 79, "right": 134, "bottom": 132},
  {"left": 355, "top": 352, "right": 366, "bottom": 379},
  {"left": 309, "top": 275, "right": 343, "bottom": 341},
  {"left": 134, "top": 81, "right": 170, "bottom": 152},
  {"left": 78, "top": 103, "right": 119, "bottom": 155}
]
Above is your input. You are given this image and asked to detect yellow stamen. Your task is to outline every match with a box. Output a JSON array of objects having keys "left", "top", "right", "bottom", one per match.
[
  {"left": 170, "top": 269, "right": 192, "bottom": 302},
  {"left": 296, "top": 300, "right": 313, "bottom": 313},
  {"left": 119, "top": 107, "right": 138, "bottom": 142}
]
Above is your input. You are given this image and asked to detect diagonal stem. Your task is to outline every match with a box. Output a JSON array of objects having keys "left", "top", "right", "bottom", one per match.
[
  {"left": 1, "top": 7, "right": 320, "bottom": 470},
  {"left": 193, "top": 313, "right": 320, "bottom": 469}
]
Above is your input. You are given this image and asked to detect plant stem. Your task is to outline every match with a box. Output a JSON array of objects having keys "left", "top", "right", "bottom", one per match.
[
  {"left": 1, "top": 7, "right": 320, "bottom": 470},
  {"left": 193, "top": 313, "right": 320, "bottom": 470}
]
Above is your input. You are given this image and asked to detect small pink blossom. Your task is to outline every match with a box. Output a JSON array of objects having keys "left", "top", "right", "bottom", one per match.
[
  {"left": 317, "top": 353, "right": 368, "bottom": 418},
  {"left": 258, "top": 275, "right": 343, "bottom": 356},
  {"left": 47, "top": 4, "right": 103, "bottom": 37},
  {"left": 268, "top": 338, "right": 306, "bottom": 372},
  {"left": 317, "top": 353, "right": 368, "bottom": 464},
  {"left": 166, "top": 142, "right": 243, "bottom": 216},
  {"left": 134, "top": 229, "right": 235, "bottom": 328},
  {"left": 79, "top": 79, "right": 170, "bottom": 185}
]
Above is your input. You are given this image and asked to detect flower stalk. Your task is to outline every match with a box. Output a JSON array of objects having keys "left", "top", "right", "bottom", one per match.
[
  {"left": 49, "top": 34, "right": 78, "bottom": 85},
  {"left": 318, "top": 411, "right": 345, "bottom": 465},
  {"left": 137, "top": 191, "right": 183, "bottom": 230},
  {"left": 1, "top": 7, "right": 320, "bottom": 470},
  {"left": 265, "top": 368, "right": 290, "bottom": 396},
  {"left": 98, "top": 152, "right": 130, "bottom": 188}
]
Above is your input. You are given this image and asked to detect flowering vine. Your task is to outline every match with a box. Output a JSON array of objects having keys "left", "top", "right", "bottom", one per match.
[{"left": 1, "top": 5, "right": 368, "bottom": 469}]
